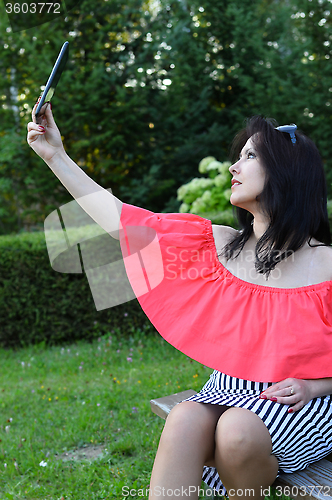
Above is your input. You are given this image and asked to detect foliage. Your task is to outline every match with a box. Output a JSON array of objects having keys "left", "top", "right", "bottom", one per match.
[
  {"left": 0, "top": 230, "right": 153, "bottom": 348},
  {"left": 0, "top": 0, "right": 332, "bottom": 234},
  {"left": 177, "top": 156, "right": 237, "bottom": 226}
]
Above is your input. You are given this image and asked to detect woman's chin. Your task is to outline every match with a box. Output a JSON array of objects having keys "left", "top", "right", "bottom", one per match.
[
  {"left": 230, "top": 196, "right": 249, "bottom": 211},
  {"left": 230, "top": 195, "right": 241, "bottom": 207}
]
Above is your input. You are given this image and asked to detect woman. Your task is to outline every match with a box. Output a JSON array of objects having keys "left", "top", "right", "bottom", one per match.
[{"left": 28, "top": 105, "right": 332, "bottom": 499}]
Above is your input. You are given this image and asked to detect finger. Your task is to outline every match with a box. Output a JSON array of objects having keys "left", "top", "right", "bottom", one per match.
[
  {"left": 261, "top": 387, "right": 281, "bottom": 396},
  {"left": 288, "top": 402, "right": 304, "bottom": 413},
  {"left": 260, "top": 386, "right": 291, "bottom": 398},
  {"left": 27, "top": 122, "right": 46, "bottom": 133},
  {"left": 32, "top": 104, "right": 37, "bottom": 123},
  {"left": 268, "top": 395, "right": 299, "bottom": 405},
  {"left": 35, "top": 102, "right": 50, "bottom": 126},
  {"left": 27, "top": 124, "right": 46, "bottom": 144},
  {"left": 43, "top": 101, "right": 56, "bottom": 126},
  {"left": 27, "top": 129, "right": 46, "bottom": 143},
  {"left": 35, "top": 102, "right": 56, "bottom": 129},
  {"left": 271, "top": 387, "right": 295, "bottom": 397},
  {"left": 261, "top": 378, "right": 296, "bottom": 394},
  {"left": 32, "top": 96, "right": 42, "bottom": 123}
]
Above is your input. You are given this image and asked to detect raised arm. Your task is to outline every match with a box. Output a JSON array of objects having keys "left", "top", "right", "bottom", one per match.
[{"left": 27, "top": 101, "right": 122, "bottom": 238}]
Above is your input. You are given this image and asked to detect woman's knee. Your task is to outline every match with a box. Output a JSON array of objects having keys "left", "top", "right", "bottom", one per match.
[
  {"left": 159, "top": 401, "right": 224, "bottom": 459},
  {"left": 215, "top": 408, "right": 273, "bottom": 466},
  {"left": 163, "top": 401, "right": 195, "bottom": 439},
  {"left": 162, "top": 401, "right": 216, "bottom": 440}
]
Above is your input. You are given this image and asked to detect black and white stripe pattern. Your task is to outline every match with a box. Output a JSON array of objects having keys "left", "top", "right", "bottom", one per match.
[{"left": 185, "top": 371, "right": 332, "bottom": 496}]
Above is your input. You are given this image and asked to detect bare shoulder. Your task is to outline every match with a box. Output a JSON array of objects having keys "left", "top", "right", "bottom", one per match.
[
  {"left": 212, "top": 224, "right": 240, "bottom": 251},
  {"left": 319, "top": 245, "right": 332, "bottom": 280},
  {"left": 308, "top": 240, "right": 332, "bottom": 281}
]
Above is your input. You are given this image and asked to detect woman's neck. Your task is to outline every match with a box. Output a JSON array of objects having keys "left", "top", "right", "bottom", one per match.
[{"left": 252, "top": 217, "right": 269, "bottom": 240}]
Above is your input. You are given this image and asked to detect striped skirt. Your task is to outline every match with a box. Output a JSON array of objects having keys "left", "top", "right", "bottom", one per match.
[{"left": 185, "top": 371, "right": 332, "bottom": 496}]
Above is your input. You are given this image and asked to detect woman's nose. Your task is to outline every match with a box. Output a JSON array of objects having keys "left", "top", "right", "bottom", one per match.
[{"left": 229, "top": 161, "right": 239, "bottom": 174}]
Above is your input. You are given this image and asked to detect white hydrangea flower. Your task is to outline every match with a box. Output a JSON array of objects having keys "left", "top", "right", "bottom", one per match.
[
  {"left": 177, "top": 155, "right": 234, "bottom": 225},
  {"left": 194, "top": 178, "right": 214, "bottom": 189},
  {"left": 223, "top": 188, "right": 232, "bottom": 200},
  {"left": 214, "top": 173, "right": 229, "bottom": 187},
  {"left": 191, "top": 198, "right": 205, "bottom": 213},
  {"left": 179, "top": 202, "right": 190, "bottom": 213},
  {"left": 178, "top": 177, "right": 214, "bottom": 203},
  {"left": 198, "top": 156, "right": 216, "bottom": 173},
  {"left": 206, "top": 160, "right": 223, "bottom": 172},
  {"left": 218, "top": 161, "right": 232, "bottom": 174},
  {"left": 177, "top": 184, "right": 188, "bottom": 200},
  {"left": 201, "top": 190, "right": 212, "bottom": 201}
]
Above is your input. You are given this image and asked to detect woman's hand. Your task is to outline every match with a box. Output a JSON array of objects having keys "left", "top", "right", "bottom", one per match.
[
  {"left": 27, "top": 99, "right": 65, "bottom": 164},
  {"left": 259, "top": 377, "right": 313, "bottom": 413}
]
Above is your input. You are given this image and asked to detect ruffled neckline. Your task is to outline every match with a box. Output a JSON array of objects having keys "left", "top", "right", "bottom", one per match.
[{"left": 203, "top": 219, "right": 332, "bottom": 294}]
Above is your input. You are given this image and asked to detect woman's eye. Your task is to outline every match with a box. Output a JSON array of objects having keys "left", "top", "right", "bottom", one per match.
[{"left": 238, "top": 151, "right": 256, "bottom": 161}]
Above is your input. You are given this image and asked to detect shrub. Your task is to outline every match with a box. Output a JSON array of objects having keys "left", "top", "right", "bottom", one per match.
[
  {"left": 177, "top": 156, "right": 237, "bottom": 226},
  {"left": 0, "top": 231, "right": 153, "bottom": 348}
]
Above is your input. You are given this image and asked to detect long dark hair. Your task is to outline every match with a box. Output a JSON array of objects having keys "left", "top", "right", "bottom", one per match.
[{"left": 221, "top": 116, "right": 331, "bottom": 278}]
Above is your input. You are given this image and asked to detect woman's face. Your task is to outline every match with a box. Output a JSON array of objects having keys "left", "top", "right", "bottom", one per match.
[{"left": 228, "top": 136, "right": 266, "bottom": 213}]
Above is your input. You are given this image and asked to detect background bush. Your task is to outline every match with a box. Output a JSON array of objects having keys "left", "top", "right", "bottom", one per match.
[
  {"left": 177, "top": 156, "right": 237, "bottom": 226},
  {"left": 0, "top": 231, "right": 154, "bottom": 349}
]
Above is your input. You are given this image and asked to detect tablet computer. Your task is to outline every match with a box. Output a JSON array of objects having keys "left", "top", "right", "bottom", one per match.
[{"left": 35, "top": 41, "right": 69, "bottom": 124}]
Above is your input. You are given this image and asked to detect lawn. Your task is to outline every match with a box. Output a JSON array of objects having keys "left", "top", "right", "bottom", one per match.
[
  {"left": 0, "top": 329, "right": 213, "bottom": 499},
  {"left": 0, "top": 329, "right": 289, "bottom": 500}
]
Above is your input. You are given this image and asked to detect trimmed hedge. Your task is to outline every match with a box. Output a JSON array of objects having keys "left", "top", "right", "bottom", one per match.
[{"left": 0, "top": 231, "right": 154, "bottom": 348}]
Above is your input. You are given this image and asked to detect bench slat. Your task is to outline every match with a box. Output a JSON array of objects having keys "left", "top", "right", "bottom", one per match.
[
  {"left": 150, "top": 390, "right": 332, "bottom": 500},
  {"left": 275, "top": 460, "right": 332, "bottom": 500},
  {"left": 150, "top": 390, "right": 197, "bottom": 419}
]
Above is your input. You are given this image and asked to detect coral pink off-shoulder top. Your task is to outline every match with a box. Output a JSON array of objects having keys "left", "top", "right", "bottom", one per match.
[{"left": 119, "top": 203, "right": 332, "bottom": 382}]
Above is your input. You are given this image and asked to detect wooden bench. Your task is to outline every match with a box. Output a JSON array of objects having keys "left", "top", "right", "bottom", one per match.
[{"left": 150, "top": 390, "right": 332, "bottom": 500}]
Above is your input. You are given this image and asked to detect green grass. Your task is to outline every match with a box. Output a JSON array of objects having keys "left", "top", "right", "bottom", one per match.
[
  {"left": 0, "top": 330, "right": 213, "bottom": 499},
  {"left": 0, "top": 330, "right": 289, "bottom": 500}
]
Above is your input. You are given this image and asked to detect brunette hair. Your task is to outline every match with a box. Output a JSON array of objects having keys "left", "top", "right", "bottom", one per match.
[{"left": 221, "top": 115, "right": 331, "bottom": 277}]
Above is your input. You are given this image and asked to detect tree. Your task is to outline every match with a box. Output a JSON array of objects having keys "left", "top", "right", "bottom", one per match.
[{"left": 0, "top": 0, "right": 331, "bottom": 234}]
